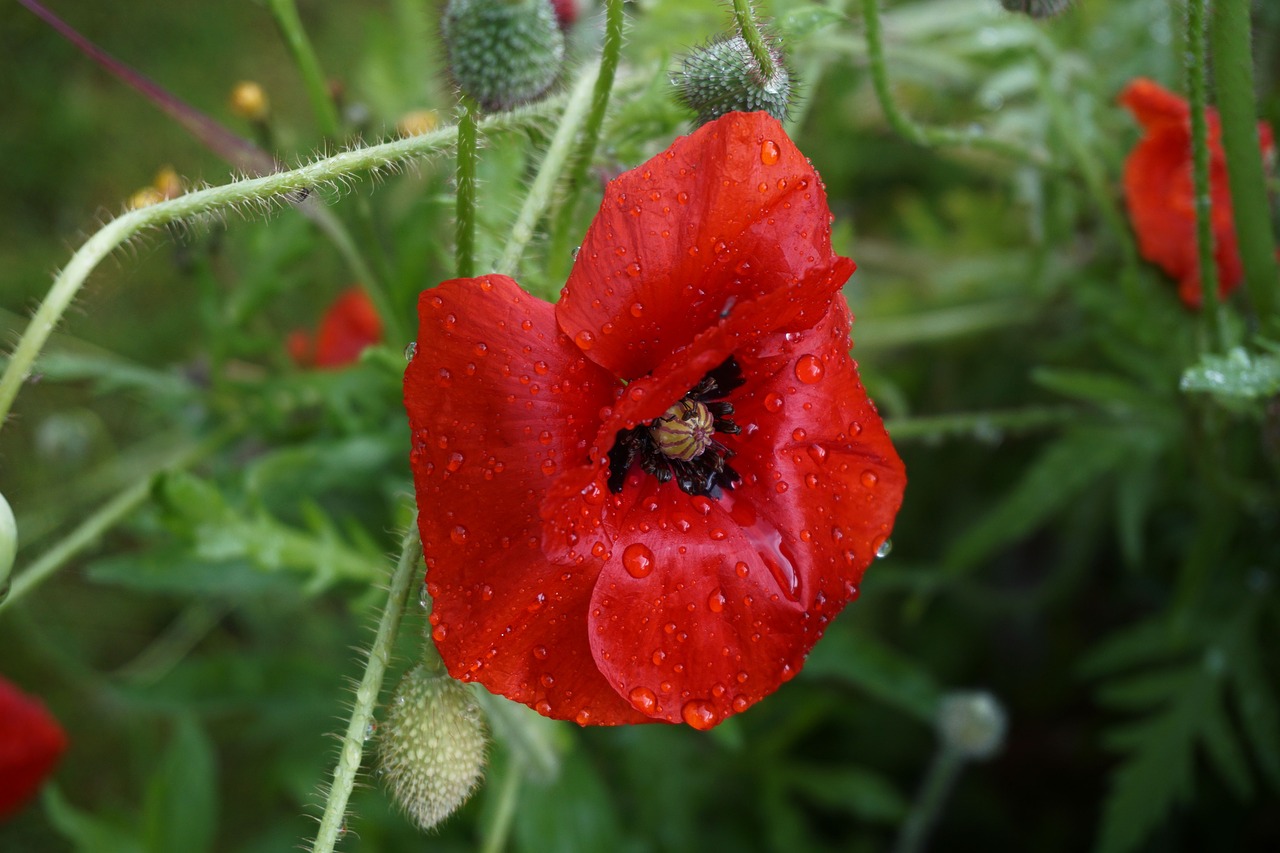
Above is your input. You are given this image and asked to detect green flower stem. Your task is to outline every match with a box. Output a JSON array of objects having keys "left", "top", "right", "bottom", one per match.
[
  {"left": 265, "top": 0, "right": 342, "bottom": 138},
  {"left": 479, "top": 761, "right": 523, "bottom": 853},
  {"left": 1186, "top": 0, "right": 1226, "bottom": 346},
  {"left": 312, "top": 519, "right": 422, "bottom": 853},
  {"left": 456, "top": 98, "right": 480, "bottom": 278},
  {"left": 548, "top": 0, "right": 625, "bottom": 274},
  {"left": 884, "top": 406, "right": 1079, "bottom": 442},
  {"left": 1211, "top": 0, "right": 1280, "bottom": 329},
  {"left": 892, "top": 745, "right": 965, "bottom": 853},
  {"left": 731, "top": 0, "right": 777, "bottom": 80},
  {"left": 0, "top": 429, "right": 229, "bottom": 613},
  {"left": 496, "top": 60, "right": 602, "bottom": 278},
  {"left": 0, "top": 106, "right": 565, "bottom": 432},
  {"left": 860, "top": 0, "right": 1051, "bottom": 169},
  {"left": 853, "top": 300, "right": 1036, "bottom": 349}
]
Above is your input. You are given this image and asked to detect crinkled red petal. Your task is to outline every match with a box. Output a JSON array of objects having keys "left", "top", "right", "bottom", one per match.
[
  {"left": 584, "top": 301, "right": 904, "bottom": 727},
  {"left": 557, "top": 111, "right": 847, "bottom": 380},
  {"left": 0, "top": 677, "right": 67, "bottom": 818},
  {"left": 541, "top": 259, "right": 852, "bottom": 563},
  {"left": 404, "top": 275, "right": 649, "bottom": 725},
  {"left": 1118, "top": 78, "right": 1189, "bottom": 132},
  {"left": 315, "top": 287, "right": 383, "bottom": 368}
]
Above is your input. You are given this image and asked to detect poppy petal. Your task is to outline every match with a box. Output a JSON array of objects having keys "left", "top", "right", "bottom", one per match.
[
  {"left": 1118, "top": 78, "right": 1189, "bottom": 132},
  {"left": 587, "top": 302, "right": 905, "bottom": 727},
  {"left": 0, "top": 677, "right": 67, "bottom": 818},
  {"left": 315, "top": 287, "right": 383, "bottom": 368},
  {"left": 405, "top": 275, "right": 647, "bottom": 724},
  {"left": 557, "top": 111, "right": 848, "bottom": 380}
]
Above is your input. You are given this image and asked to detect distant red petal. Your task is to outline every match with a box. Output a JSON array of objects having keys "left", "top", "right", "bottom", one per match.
[
  {"left": 315, "top": 287, "right": 383, "bottom": 368},
  {"left": 1118, "top": 78, "right": 1189, "bottom": 132},
  {"left": 586, "top": 302, "right": 904, "bottom": 727},
  {"left": 0, "top": 677, "right": 67, "bottom": 818},
  {"left": 286, "top": 329, "right": 315, "bottom": 366},
  {"left": 404, "top": 275, "right": 648, "bottom": 724},
  {"left": 557, "top": 111, "right": 848, "bottom": 380}
]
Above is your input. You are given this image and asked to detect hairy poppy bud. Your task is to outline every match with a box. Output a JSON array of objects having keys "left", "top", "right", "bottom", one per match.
[
  {"left": 153, "top": 166, "right": 183, "bottom": 200},
  {"left": 379, "top": 665, "right": 488, "bottom": 831},
  {"left": 936, "top": 690, "right": 1007, "bottom": 761},
  {"left": 229, "top": 80, "right": 270, "bottom": 122},
  {"left": 674, "top": 34, "right": 793, "bottom": 126},
  {"left": 998, "top": 0, "right": 1073, "bottom": 18},
  {"left": 397, "top": 109, "right": 441, "bottom": 138},
  {"left": 442, "top": 0, "right": 565, "bottom": 112}
]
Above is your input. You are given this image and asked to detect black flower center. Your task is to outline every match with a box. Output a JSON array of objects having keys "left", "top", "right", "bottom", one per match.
[{"left": 607, "top": 358, "right": 745, "bottom": 498}]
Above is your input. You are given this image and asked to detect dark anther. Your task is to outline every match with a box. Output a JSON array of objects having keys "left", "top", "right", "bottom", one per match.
[{"left": 606, "top": 358, "right": 745, "bottom": 498}]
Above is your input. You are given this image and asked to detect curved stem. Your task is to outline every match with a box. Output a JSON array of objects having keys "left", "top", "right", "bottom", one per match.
[
  {"left": 893, "top": 746, "right": 965, "bottom": 853},
  {"left": 265, "top": 0, "right": 342, "bottom": 138},
  {"left": 479, "top": 762, "right": 523, "bottom": 853},
  {"left": 732, "top": 0, "right": 777, "bottom": 80},
  {"left": 884, "top": 406, "right": 1079, "bottom": 443},
  {"left": 456, "top": 98, "right": 479, "bottom": 278},
  {"left": 860, "top": 0, "right": 1051, "bottom": 168},
  {"left": 1186, "top": 0, "right": 1225, "bottom": 345},
  {"left": 496, "top": 60, "right": 602, "bottom": 278},
  {"left": 0, "top": 104, "right": 567, "bottom": 432},
  {"left": 312, "top": 519, "right": 422, "bottom": 853},
  {"left": 1211, "top": 0, "right": 1279, "bottom": 330}
]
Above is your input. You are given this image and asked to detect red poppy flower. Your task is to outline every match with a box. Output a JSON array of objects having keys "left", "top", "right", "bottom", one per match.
[
  {"left": 550, "top": 0, "right": 577, "bottom": 28},
  {"left": 287, "top": 287, "right": 383, "bottom": 368},
  {"left": 1119, "top": 77, "right": 1275, "bottom": 308},
  {"left": 404, "top": 111, "right": 905, "bottom": 729},
  {"left": 0, "top": 676, "right": 67, "bottom": 818}
]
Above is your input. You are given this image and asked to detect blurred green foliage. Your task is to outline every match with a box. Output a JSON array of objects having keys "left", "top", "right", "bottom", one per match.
[{"left": 2, "top": 0, "right": 1279, "bottom": 851}]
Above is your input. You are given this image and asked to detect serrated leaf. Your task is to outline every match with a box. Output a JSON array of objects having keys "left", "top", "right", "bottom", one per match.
[
  {"left": 1199, "top": 686, "right": 1254, "bottom": 800},
  {"left": 947, "top": 427, "right": 1136, "bottom": 574},
  {"left": 784, "top": 764, "right": 908, "bottom": 823},
  {"left": 1078, "top": 618, "right": 1193, "bottom": 679},
  {"left": 1113, "top": 458, "right": 1158, "bottom": 568},
  {"left": 803, "top": 627, "right": 941, "bottom": 724},
  {"left": 1032, "top": 368, "right": 1150, "bottom": 410},
  {"left": 1230, "top": 638, "right": 1280, "bottom": 793},
  {"left": 142, "top": 716, "right": 217, "bottom": 853},
  {"left": 42, "top": 785, "right": 145, "bottom": 853},
  {"left": 85, "top": 552, "right": 296, "bottom": 596},
  {"left": 1180, "top": 347, "right": 1280, "bottom": 400},
  {"left": 1096, "top": 666, "right": 1191, "bottom": 711}
]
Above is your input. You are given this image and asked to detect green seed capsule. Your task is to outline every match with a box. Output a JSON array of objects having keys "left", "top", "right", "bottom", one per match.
[
  {"left": 649, "top": 400, "right": 716, "bottom": 462},
  {"left": 442, "top": 0, "right": 565, "bottom": 112}
]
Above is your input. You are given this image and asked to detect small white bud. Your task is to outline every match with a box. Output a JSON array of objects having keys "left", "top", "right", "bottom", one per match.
[{"left": 936, "top": 690, "right": 1007, "bottom": 761}]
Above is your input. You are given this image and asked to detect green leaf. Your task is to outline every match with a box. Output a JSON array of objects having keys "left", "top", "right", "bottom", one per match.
[
  {"left": 85, "top": 552, "right": 297, "bottom": 596},
  {"left": 946, "top": 427, "right": 1137, "bottom": 574},
  {"left": 43, "top": 785, "right": 144, "bottom": 853},
  {"left": 142, "top": 716, "right": 217, "bottom": 853},
  {"left": 778, "top": 3, "right": 846, "bottom": 40},
  {"left": 1096, "top": 666, "right": 1191, "bottom": 712},
  {"left": 784, "top": 764, "right": 908, "bottom": 823},
  {"left": 1032, "top": 368, "right": 1150, "bottom": 410},
  {"left": 803, "top": 627, "right": 941, "bottom": 724},
  {"left": 513, "top": 745, "right": 628, "bottom": 853},
  {"left": 1230, "top": 636, "right": 1280, "bottom": 793},
  {"left": 1180, "top": 346, "right": 1280, "bottom": 401},
  {"left": 1078, "top": 618, "right": 1193, "bottom": 679},
  {"left": 1199, "top": 685, "right": 1254, "bottom": 800}
]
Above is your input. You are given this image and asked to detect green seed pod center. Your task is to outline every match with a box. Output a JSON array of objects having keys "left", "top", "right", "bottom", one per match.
[{"left": 649, "top": 399, "right": 716, "bottom": 462}]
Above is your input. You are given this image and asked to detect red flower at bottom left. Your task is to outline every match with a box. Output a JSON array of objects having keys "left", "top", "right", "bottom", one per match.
[{"left": 0, "top": 676, "right": 67, "bottom": 819}]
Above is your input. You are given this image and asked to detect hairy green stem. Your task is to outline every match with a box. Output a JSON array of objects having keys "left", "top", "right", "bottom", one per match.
[
  {"left": 456, "top": 99, "right": 479, "bottom": 278},
  {"left": 1186, "top": 0, "right": 1226, "bottom": 344},
  {"left": 479, "top": 762, "right": 523, "bottom": 853},
  {"left": 0, "top": 105, "right": 567, "bottom": 431},
  {"left": 0, "top": 430, "right": 228, "bottom": 613},
  {"left": 312, "top": 520, "right": 422, "bottom": 853},
  {"left": 1211, "top": 0, "right": 1280, "bottom": 328},
  {"left": 860, "top": 0, "right": 1051, "bottom": 168},
  {"left": 265, "top": 0, "right": 342, "bottom": 138},
  {"left": 884, "top": 406, "right": 1079, "bottom": 442},
  {"left": 731, "top": 0, "right": 777, "bottom": 79},
  {"left": 548, "top": 0, "right": 625, "bottom": 275},
  {"left": 893, "top": 746, "right": 965, "bottom": 853},
  {"left": 496, "top": 61, "right": 601, "bottom": 278}
]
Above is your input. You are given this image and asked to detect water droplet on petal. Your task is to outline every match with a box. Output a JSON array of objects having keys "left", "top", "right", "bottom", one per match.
[
  {"left": 875, "top": 537, "right": 893, "bottom": 559},
  {"left": 682, "top": 699, "right": 717, "bottom": 730},
  {"left": 574, "top": 330, "right": 595, "bottom": 350},
  {"left": 629, "top": 686, "right": 658, "bottom": 714},
  {"left": 760, "top": 139, "right": 781, "bottom": 165},
  {"left": 446, "top": 452, "right": 465, "bottom": 472},
  {"left": 763, "top": 393, "right": 784, "bottom": 413},
  {"left": 622, "top": 543, "right": 655, "bottom": 578},
  {"left": 450, "top": 525, "right": 468, "bottom": 544},
  {"left": 707, "top": 589, "right": 726, "bottom": 612},
  {"left": 795, "top": 354, "right": 825, "bottom": 384},
  {"left": 860, "top": 469, "right": 879, "bottom": 488},
  {"left": 403, "top": 341, "right": 417, "bottom": 361}
]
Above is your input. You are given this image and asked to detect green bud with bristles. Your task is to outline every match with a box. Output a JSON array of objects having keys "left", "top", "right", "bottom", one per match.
[
  {"left": 998, "top": 0, "right": 1073, "bottom": 18},
  {"left": 674, "top": 34, "right": 793, "bottom": 126},
  {"left": 380, "top": 665, "right": 488, "bottom": 831},
  {"left": 442, "top": 0, "right": 565, "bottom": 112}
]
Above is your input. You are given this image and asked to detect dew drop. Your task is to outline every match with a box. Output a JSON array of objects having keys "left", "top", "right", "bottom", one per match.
[
  {"left": 707, "top": 589, "right": 726, "bottom": 612},
  {"left": 682, "top": 699, "right": 717, "bottom": 730},
  {"left": 629, "top": 686, "right": 658, "bottom": 714},
  {"left": 735, "top": 561, "right": 750, "bottom": 578},
  {"left": 622, "top": 542, "right": 655, "bottom": 578},
  {"left": 860, "top": 469, "right": 879, "bottom": 489},
  {"left": 574, "top": 330, "right": 595, "bottom": 350},
  {"left": 533, "top": 645, "right": 549, "bottom": 660},
  {"left": 875, "top": 537, "right": 893, "bottom": 559},
  {"left": 763, "top": 392, "right": 784, "bottom": 413},
  {"left": 792, "top": 428, "right": 807, "bottom": 442},
  {"left": 403, "top": 341, "right": 417, "bottom": 361},
  {"left": 575, "top": 709, "right": 593, "bottom": 725},
  {"left": 450, "top": 525, "right": 468, "bottom": 544},
  {"left": 541, "top": 458, "right": 558, "bottom": 475},
  {"left": 795, "top": 354, "right": 825, "bottom": 384},
  {"left": 760, "top": 139, "right": 781, "bottom": 165},
  {"left": 629, "top": 302, "right": 645, "bottom": 318},
  {"left": 446, "top": 452, "right": 464, "bottom": 472},
  {"left": 677, "top": 191, "right": 689, "bottom": 205},
  {"left": 626, "top": 261, "right": 642, "bottom": 277}
]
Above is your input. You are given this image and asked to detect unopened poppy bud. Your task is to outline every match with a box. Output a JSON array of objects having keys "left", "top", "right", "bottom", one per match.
[
  {"left": 128, "top": 187, "right": 165, "bottom": 210},
  {"left": 153, "top": 166, "right": 183, "bottom": 200},
  {"left": 380, "top": 665, "right": 488, "bottom": 831},
  {"left": 674, "top": 34, "right": 793, "bottom": 126},
  {"left": 229, "top": 80, "right": 270, "bottom": 122},
  {"left": 936, "top": 690, "right": 1007, "bottom": 761},
  {"left": 441, "top": 0, "right": 565, "bottom": 112},
  {"left": 998, "top": 0, "right": 1073, "bottom": 18},
  {"left": 398, "top": 109, "right": 441, "bottom": 138}
]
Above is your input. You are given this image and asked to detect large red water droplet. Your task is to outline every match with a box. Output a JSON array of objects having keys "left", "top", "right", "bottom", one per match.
[
  {"left": 629, "top": 686, "right": 658, "bottom": 714},
  {"left": 622, "top": 542, "right": 655, "bottom": 578},
  {"left": 795, "top": 354, "right": 825, "bottom": 384},
  {"left": 760, "top": 140, "right": 781, "bottom": 165},
  {"left": 682, "top": 699, "right": 718, "bottom": 730}
]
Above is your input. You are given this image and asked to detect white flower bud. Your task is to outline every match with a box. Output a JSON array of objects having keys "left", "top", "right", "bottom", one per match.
[{"left": 936, "top": 690, "right": 1007, "bottom": 761}]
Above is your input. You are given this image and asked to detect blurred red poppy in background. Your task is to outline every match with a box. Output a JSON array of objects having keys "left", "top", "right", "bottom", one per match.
[
  {"left": 1119, "top": 77, "right": 1275, "bottom": 308},
  {"left": 287, "top": 287, "right": 383, "bottom": 368},
  {"left": 0, "top": 676, "right": 67, "bottom": 819},
  {"left": 404, "top": 112, "right": 905, "bottom": 730}
]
